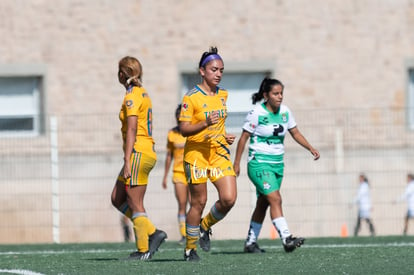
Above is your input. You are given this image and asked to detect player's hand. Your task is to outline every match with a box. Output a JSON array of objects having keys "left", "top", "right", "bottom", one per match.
[
  {"left": 123, "top": 163, "right": 131, "bottom": 179},
  {"left": 225, "top": 134, "right": 236, "bottom": 145},
  {"left": 233, "top": 163, "right": 240, "bottom": 177},
  {"left": 162, "top": 178, "right": 167, "bottom": 190},
  {"left": 310, "top": 148, "right": 320, "bottom": 160},
  {"left": 206, "top": 111, "right": 219, "bottom": 126}
]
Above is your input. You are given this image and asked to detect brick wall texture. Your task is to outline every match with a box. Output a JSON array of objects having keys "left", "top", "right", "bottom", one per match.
[{"left": 1, "top": 0, "right": 414, "bottom": 243}]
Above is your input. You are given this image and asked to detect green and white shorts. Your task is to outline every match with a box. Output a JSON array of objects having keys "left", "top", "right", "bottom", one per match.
[{"left": 247, "top": 159, "right": 284, "bottom": 197}]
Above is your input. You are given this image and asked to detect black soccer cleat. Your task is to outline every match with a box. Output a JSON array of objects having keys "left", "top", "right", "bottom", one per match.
[
  {"left": 283, "top": 235, "right": 305, "bottom": 253},
  {"left": 127, "top": 251, "right": 152, "bottom": 261},
  {"left": 149, "top": 229, "right": 168, "bottom": 256},
  {"left": 184, "top": 249, "right": 200, "bottom": 262},
  {"left": 244, "top": 242, "right": 266, "bottom": 253},
  {"left": 199, "top": 226, "right": 212, "bottom": 252}
]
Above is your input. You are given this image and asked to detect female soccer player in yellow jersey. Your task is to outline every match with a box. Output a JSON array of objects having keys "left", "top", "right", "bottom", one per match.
[
  {"left": 179, "top": 47, "right": 237, "bottom": 261},
  {"left": 111, "top": 56, "right": 167, "bottom": 261},
  {"left": 161, "top": 104, "right": 189, "bottom": 245}
]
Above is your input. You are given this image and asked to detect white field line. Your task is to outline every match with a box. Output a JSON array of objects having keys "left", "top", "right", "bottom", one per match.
[
  {"left": 0, "top": 242, "right": 414, "bottom": 256},
  {"left": 296, "top": 242, "right": 414, "bottom": 248},
  {"left": 0, "top": 269, "right": 45, "bottom": 275}
]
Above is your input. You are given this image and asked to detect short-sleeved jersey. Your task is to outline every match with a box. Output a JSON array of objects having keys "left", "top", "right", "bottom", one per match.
[
  {"left": 355, "top": 182, "right": 371, "bottom": 210},
  {"left": 400, "top": 181, "right": 414, "bottom": 212},
  {"left": 166, "top": 127, "right": 186, "bottom": 173},
  {"left": 242, "top": 103, "right": 296, "bottom": 164},
  {"left": 119, "top": 85, "right": 156, "bottom": 159},
  {"left": 179, "top": 85, "right": 228, "bottom": 148}
]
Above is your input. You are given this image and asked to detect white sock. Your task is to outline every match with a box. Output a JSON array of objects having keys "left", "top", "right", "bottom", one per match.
[
  {"left": 272, "top": 217, "right": 291, "bottom": 240},
  {"left": 245, "top": 221, "right": 263, "bottom": 245}
]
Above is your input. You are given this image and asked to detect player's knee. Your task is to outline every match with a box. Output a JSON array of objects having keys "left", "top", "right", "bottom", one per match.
[
  {"left": 220, "top": 195, "right": 236, "bottom": 210},
  {"left": 269, "top": 195, "right": 282, "bottom": 207},
  {"left": 191, "top": 198, "right": 207, "bottom": 212}
]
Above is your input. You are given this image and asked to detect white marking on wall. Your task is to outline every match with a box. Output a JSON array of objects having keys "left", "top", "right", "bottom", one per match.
[{"left": 50, "top": 116, "right": 60, "bottom": 244}]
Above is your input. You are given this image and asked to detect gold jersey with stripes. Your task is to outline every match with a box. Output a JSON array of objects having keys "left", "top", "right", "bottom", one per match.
[
  {"left": 119, "top": 85, "right": 156, "bottom": 159},
  {"left": 179, "top": 85, "right": 228, "bottom": 148},
  {"left": 166, "top": 127, "right": 186, "bottom": 173}
]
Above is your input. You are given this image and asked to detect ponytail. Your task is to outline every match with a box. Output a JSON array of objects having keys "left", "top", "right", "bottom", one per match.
[
  {"left": 118, "top": 56, "right": 143, "bottom": 87},
  {"left": 251, "top": 77, "right": 284, "bottom": 104}
]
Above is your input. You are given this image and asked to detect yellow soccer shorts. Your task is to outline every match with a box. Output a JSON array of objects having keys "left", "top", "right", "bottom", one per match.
[
  {"left": 184, "top": 145, "right": 235, "bottom": 184},
  {"left": 118, "top": 151, "right": 157, "bottom": 186},
  {"left": 172, "top": 171, "right": 187, "bottom": 185}
]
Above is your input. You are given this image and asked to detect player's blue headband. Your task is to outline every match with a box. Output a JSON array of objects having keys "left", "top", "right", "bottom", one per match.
[{"left": 200, "top": 54, "right": 222, "bottom": 68}]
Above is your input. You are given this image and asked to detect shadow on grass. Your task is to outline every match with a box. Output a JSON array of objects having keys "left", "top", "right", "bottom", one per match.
[
  {"left": 211, "top": 251, "right": 245, "bottom": 255},
  {"left": 147, "top": 259, "right": 186, "bottom": 262},
  {"left": 86, "top": 257, "right": 184, "bottom": 262},
  {"left": 85, "top": 258, "right": 120, "bottom": 261}
]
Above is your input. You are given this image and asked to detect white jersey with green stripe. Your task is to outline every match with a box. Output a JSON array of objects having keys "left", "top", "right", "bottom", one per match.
[{"left": 242, "top": 103, "right": 296, "bottom": 164}]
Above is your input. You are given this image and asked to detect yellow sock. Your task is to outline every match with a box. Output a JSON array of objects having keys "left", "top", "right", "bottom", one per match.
[
  {"left": 146, "top": 217, "right": 156, "bottom": 236},
  {"left": 185, "top": 224, "right": 199, "bottom": 250},
  {"left": 201, "top": 212, "right": 219, "bottom": 230},
  {"left": 132, "top": 216, "right": 149, "bottom": 252},
  {"left": 201, "top": 204, "right": 225, "bottom": 230},
  {"left": 180, "top": 221, "right": 186, "bottom": 237},
  {"left": 178, "top": 214, "right": 186, "bottom": 237}
]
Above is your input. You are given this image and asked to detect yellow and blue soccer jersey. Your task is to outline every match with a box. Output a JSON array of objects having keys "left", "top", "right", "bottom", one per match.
[
  {"left": 179, "top": 85, "right": 228, "bottom": 148},
  {"left": 179, "top": 85, "right": 235, "bottom": 184},
  {"left": 166, "top": 127, "right": 186, "bottom": 173},
  {"left": 242, "top": 103, "right": 296, "bottom": 164},
  {"left": 119, "top": 85, "right": 156, "bottom": 159}
]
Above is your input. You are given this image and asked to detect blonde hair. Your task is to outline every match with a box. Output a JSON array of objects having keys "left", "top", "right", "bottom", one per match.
[{"left": 118, "top": 56, "right": 143, "bottom": 87}]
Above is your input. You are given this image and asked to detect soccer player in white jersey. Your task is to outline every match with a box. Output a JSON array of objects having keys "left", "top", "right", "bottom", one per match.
[
  {"left": 353, "top": 174, "right": 375, "bottom": 236},
  {"left": 394, "top": 173, "right": 414, "bottom": 235},
  {"left": 233, "top": 77, "right": 320, "bottom": 253}
]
